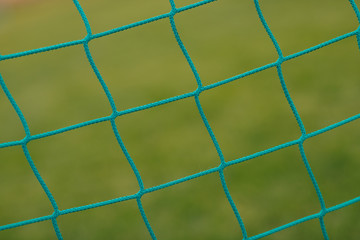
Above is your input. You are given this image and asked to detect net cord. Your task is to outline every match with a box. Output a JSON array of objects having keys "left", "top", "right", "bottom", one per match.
[{"left": 0, "top": 0, "right": 359, "bottom": 239}]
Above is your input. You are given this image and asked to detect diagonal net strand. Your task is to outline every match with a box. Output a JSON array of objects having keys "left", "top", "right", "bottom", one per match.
[
  {"left": 72, "top": 0, "right": 157, "bottom": 239},
  {"left": 253, "top": 2, "right": 329, "bottom": 239},
  {"left": 0, "top": 74, "right": 63, "bottom": 240},
  {"left": 168, "top": 0, "right": 248, "bottom": 237},
  {"left": 0, "top": 0, "right": 359, "bottom": 239}
]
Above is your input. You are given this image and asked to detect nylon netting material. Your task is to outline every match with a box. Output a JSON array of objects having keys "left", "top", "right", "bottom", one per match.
[{"left": 0, "top": 0, "right": 360, "bottom": 239}]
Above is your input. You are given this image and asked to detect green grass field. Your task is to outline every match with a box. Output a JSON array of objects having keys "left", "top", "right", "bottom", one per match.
[{"left": 0, "top": 0, "right": 359, "bottom": 239}]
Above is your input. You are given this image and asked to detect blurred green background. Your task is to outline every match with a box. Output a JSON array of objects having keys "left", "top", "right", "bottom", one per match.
[{"left": 0, "top": 0, "right": 359, "bottom": 239}]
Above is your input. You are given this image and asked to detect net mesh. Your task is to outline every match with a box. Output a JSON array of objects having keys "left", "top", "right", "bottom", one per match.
[{"left": 0, "top": 0, "right": 360, "bottom": 239}]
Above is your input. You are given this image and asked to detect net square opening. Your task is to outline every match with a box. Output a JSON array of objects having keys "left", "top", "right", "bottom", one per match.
[
  {"left": 173, "top": 0, "right": 278, "bottom": 85},
  {"left": 142, "top": 173, "right": 242, "bottom": 240},
  {"left": 0, "top": 219, "right": 56, "bottom": 240},
  {"left": 303, "top": 120, "right": 360, "bottom": 207},
  {"left": 0, "top": 45, "right": 112, "bottom": 135},
  {"left": 224, "top": 146, "right": 321, "bottom": 237},
  {"left": 58, "top": 200, "right": 150, "bottom": 240},
  {"left": 261, "top": 219, "right": 324, "bottom": 240},
  {"left": 200, "top": 67, "right": 301, "bottom": 161},
  {"left": 0, "top": 146, "right": 53, "bottom": 226},
  {"left": 173, "top": 0, "right": 209, "bottom": 8},
  {"left": 0, "top": 0, "right": 86, "bottom": 54},
  {"left": 259, "top": 0, "right": 359, "bottom": 55},
  {"left": 89, "top": 18, "right": 198, "bottom": 112},
  {"left": 115, "top": 98, "right": 219, "bottom": 188},
  {"left": 324, "top": 202, "right": 360, "bottom": 240},
  {"left": 27, "top": 121, "right": 140, "bottom": 210},
  {"left": 77, "top": 0, "right": 171, "bottom": 34},
  {"left": 282, "top": 37, "right": 360, "bottom": 133}
]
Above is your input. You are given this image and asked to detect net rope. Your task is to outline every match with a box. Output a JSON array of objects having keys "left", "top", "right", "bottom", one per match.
[{"left": 0, "top": 0, "right": 360, "bottom": 239}]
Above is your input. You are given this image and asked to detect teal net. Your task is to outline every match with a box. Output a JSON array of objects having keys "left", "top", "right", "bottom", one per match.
[{"left": 0, "top": 0, "right": 360, "bottom": 239}]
